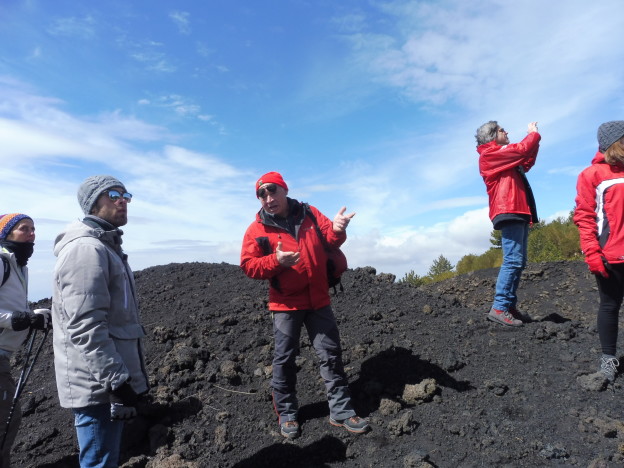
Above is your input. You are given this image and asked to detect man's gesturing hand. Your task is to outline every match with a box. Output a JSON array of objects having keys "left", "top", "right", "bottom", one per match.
[
  {"left": 276, "top": 242, "right": 300, "bottom": 267},
  {"left": 333, "top": 207, "right": 355, "bottom": 232}
]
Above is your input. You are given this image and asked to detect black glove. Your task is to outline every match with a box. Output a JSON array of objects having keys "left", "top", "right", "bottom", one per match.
[
  {"left": 11, "top": 310, "right": 49, "bottom": 331},
  {"left": 109, "top": 381, "right": 138, "bottom": 421},
  {"left": 33, "top": 309, "right": 52, "bottom": 329}
]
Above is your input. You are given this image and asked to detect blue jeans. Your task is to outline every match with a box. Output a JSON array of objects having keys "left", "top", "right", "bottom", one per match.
[
  {"left": 493, "top": 221, "right": 529, "bottom": 311},
  {"left": 271, "top": 306, "right": 356, "bottom": 423},
  {"left": 73, "top": 404, "right": 124, "bottom": 468}
]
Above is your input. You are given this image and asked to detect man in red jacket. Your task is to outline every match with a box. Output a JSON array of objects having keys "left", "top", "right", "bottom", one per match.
[
  {"left": 240, "top": 171, "right": 369, "bottom": 439},
  {"left": 476, "top": 121, "right": 541, "bottom": 327}
]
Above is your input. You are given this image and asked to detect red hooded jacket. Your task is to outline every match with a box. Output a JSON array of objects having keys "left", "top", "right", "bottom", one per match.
[
  {"left": 478, "top": 132, "right": 541, "bottom": 224},
  {"left": 240, "top": 200, "right": 345, "bottom": 311},
  {"left": 574, "top": 151, "right": 624, "bottom": 264}
]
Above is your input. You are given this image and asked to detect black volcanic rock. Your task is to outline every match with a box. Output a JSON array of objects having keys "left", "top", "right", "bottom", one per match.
[{"left": 11, "top": 260, "right": 624, "bottom": 467}]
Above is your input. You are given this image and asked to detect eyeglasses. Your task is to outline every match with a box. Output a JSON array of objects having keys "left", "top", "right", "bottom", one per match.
[
  {"left": 106, "top": 190, "right": 132, "bottom": 203},
  {"left": 257, "top": 183, "right": 278, "bottom": 199},
  {"left": 497, "top": 128, "right": 507, "bottom": 134}
]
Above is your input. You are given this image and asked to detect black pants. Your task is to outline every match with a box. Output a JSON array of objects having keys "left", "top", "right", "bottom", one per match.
[{"left": 596, "top": 263, "right": 624, "bottom": 356}]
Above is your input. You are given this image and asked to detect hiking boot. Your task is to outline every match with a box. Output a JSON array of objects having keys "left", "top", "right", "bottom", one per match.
[
  {"left": 600, "top": 355, "right": 619, "bottom": 382},
  {"left": 280, "top": 421, "right": 300, "bottom": 439},
  {"left": 509, "top": 306, "right": 531, "bottom": 323},
  {"left": 487, "top": 308, "right": 522, "bottom": 327},
  {"left": 329, "top": 416, "right": 370, "bottom": 434}
]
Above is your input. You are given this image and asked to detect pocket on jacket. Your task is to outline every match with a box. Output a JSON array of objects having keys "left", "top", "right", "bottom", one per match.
[{"left": 109, "top": 323, "right": 146, "bottom": 340}]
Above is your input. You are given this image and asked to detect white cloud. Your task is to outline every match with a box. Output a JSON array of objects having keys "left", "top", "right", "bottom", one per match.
[
  {"left": 0, "top": 81, "right": 254, "bottom": 299},
  {"left": 169, "top": 11, "right": 191, "bottom": 35},
  {"left": 343, "top": 207, "right": 492, "bottom": 279},
  {"left": 5, "top": 0, "right": 622, "bottom": 304},
  {"left": 47, "top": 15, "right": 96, "bottom": 39},
  {"left": 337, "top": 0, "right": 624, "bottom": 127}
]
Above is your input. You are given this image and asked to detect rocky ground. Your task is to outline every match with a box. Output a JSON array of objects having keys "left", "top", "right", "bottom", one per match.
[{"left": 9, "top": 260, "right": 624, "bottom": 467}]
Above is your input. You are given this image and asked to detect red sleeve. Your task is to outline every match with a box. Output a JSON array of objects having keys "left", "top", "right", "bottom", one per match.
[
  {"left": 574, "top": 167, "right": 601, "bottom": 256},
  {"left": 240, "top": 222, "right": 285, "bottom": 279},
  {"left": 479, "top": 132, "right": 541, "bottom": 177},
  {"left": 308, "top": 205, "right": 346, "bottom": 249}
]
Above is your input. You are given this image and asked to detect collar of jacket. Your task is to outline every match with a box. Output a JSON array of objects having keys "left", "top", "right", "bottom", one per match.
[
  {"left": 82, "top": 216, "right": 126, "bottom": 256},
  {"left": 258, "top": 198, "right": 305, "bottom": 228}
]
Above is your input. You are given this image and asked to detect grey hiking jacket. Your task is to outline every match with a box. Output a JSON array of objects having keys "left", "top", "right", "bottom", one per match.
[
  {"left": 0, "top": 248, "right": 30, "bottom": 354},
  {"left": 52, "top": 219, "right": 149, "bottom": 408}
]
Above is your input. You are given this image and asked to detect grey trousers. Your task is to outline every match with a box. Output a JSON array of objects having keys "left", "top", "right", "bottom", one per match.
[
  {"left": 271, "top": 305, "right": 356, "bottom": 423},
  {"left": 0, "top": 355, "right": 20, "bottom": 468}
]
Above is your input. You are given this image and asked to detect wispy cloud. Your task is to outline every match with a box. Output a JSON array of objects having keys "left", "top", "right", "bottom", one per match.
[
  {"left": 47, "top": 15, "right": 96, "bottom": 39},
  {"left": 169, "top": 11, "right": 191, "bottom": 35},
  {"left": 3, "top": 0, "right": 622, "bottom": 302},
  {"left": 0, "top": 80, "right": 252, "bottom": 299},
  {"left": 139, "top": 94, "right": 225, "bottom": 130},
  {"left": 130, "top": 51, "right": 176, "bottom": 72},
  {"left": 334, "top": 0, "right": 624, "bottom": 123}
]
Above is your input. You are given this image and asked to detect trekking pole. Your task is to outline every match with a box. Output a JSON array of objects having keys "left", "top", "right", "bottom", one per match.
[{"left": 0, "top": 328, "right": 49, "bottom": 452}]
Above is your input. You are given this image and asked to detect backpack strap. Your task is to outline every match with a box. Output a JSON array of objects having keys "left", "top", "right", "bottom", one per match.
[
  {"left": 1, "top": 256, "right": 9, "bottom": 287},
  {"left": 303, "top": 203, "right": 330, "bottom": 249},
  {"left": 303, "top": 203, "right": 344, "bottom": 293}
]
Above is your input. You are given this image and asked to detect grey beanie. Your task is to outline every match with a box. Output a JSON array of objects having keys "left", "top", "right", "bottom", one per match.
[
  {"left": 77, "top": 175, "right": 127, "bottom": 215},
  {"left": 598, "top": 121, "right": 624, "bottom": 153}
]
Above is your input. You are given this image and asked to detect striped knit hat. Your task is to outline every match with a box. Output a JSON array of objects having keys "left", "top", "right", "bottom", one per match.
[{"left": 0, "top": 213, "right": 32, "bottom": 240}]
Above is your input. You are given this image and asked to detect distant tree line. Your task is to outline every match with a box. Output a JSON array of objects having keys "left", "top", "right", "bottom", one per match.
[{"left": 399, "top": 211, "right": 581, "bottom": 286}]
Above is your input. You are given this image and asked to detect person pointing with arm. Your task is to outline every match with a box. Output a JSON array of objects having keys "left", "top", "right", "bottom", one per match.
[{"left": 240, "top": 171, "right": 368, "bottom": 440}]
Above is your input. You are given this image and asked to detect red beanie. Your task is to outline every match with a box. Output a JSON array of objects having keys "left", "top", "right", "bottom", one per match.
[{"left": 256, "top": 172, "right": 288, "bottom": 194}]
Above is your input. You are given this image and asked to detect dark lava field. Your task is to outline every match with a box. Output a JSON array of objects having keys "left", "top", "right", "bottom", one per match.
[{"left": 9, "top": 260, "right": 624, "bottom": 467}]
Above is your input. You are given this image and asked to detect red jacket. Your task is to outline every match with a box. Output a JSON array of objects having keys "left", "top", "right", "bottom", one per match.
[
  {"left": 240, "top": 200, "right": 345, "bottom": 311},
  {"left": 574, "top": 152, "right": 624, "bottom": 264},
  {"left": 478, "top": 132, "right": 541, "bottom": 223}
]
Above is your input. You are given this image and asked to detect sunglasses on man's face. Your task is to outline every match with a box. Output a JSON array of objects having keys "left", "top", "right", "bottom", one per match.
[
  {"left": 106, "top": 190, "right": 133, "bottom": 203},
  {"left": 257, "top": 183, "right": 278, "bottom": 199}
]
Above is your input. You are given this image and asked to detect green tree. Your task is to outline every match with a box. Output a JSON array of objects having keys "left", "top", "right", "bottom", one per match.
[
  {"left": 403, "top": 212, "right": 582, "bottom": 284},
  {"left": 428, "top": 254, "right": 454, "bottom": 277},
  {"left": 399, "top": 270, "right": 426, "bottom": 287},
  {"left": 455, "top": 248, "right": 502, "bottom": 274},
  {"left": 490, "top": 230, "right": 502, "bottom": 249},
  {"left": 528, "top": 216, "right": 580, "bottom": 262}
]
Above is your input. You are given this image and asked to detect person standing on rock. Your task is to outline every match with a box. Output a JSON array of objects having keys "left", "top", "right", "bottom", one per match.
[
  {"left": 476, "top": 121, "right": 541, "bottom": 327},
  {"left": 240, "top": 171, "right": 369, "bottom": 439},
  {"left": 0, "top": 213, "right": 51, "bottom": 467},
  {"left": 52, "top": 176, "right": 149, "bottom": 468},
  {"left": 574, "top": 121, "right": 624, "bottom": 382}
]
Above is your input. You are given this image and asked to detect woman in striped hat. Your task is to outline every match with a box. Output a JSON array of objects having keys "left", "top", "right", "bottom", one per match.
[{"left": 0, "top": 213, "right": 50, "bottom": 466}]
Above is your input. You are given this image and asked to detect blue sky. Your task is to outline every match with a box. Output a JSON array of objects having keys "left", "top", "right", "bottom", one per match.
[{"left": 1, "top": 0, "right": 623, "bottom": 300}]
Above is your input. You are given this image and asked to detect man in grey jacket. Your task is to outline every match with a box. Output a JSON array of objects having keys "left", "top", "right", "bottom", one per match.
[{"left": 52, "top": 175, "right": 149, "bottom": 468}]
